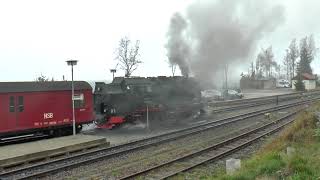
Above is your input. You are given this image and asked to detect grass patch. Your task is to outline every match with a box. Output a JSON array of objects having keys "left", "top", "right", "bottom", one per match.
[
  {"left": 218, "top": 152, "right": 285, "bottom": 180},
  {"left": 189, "top": 102, "right": 320, "bottom": 180}
]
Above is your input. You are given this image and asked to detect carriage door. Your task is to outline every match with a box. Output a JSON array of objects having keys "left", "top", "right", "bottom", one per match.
[
  {"left": 16, "top": 96, "right": 27, "bottom": 129},
  {"left": 8, "top": 96, "right": 17, "bottom": 130},
  {"left": 8, "top": 96, "right": 25, "bottom": 130}
]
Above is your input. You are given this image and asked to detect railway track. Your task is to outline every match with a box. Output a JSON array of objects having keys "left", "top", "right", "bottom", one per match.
[
  {"left": 211, "top": 90, "right": 320, "bottom": 106},
  {"left": 120, "top": 109, "right": 300, "bottom": 179},
  {"left": 0, "top": 98, "right": 317, "bottom": 180},
  {"left": 211, "top": 98, "right": 276, "bottom": 114},
  {"left": 210, "top": 90, "right": 320, "bottom": 113}
]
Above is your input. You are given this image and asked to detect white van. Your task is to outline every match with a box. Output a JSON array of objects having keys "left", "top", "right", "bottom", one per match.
[{"left": 277, "top": 79, "right": 290, "bottom": 88}]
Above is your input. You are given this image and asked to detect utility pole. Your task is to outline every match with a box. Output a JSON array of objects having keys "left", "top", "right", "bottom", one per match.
[
  {"left": 251, "top": 62, "right": 254, "bottom": 77},
  {"left": 146, "top": 104, "right": 149, "bottom": 131},
  {"left": 225, "top": 64, "right": 228, "bottom": 90}
]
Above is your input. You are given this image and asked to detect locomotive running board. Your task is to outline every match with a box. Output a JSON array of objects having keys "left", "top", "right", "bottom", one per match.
[
  {"left": 1, "top": 134, "right": 35, "bottom": 141},
  {"left": 1, "top": 134, "right": 49, "bottom": 145}
]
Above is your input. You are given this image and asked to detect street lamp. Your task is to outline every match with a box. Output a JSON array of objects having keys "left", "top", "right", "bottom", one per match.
[
  {"left": 110, "top": 69, "right": 116, "bottom": 80},
  {"left": 66, "top": 60, "right": 78, "bottom": 136},
  {"left": 144, "top": 98, "right": 151, "bottom": 132}
]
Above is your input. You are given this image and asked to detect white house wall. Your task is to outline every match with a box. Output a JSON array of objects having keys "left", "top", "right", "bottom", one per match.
[{"left": 291, "top": 80, "right": 316, "bottom": 90}]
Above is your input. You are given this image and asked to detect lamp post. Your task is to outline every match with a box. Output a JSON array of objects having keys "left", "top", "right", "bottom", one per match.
[
  {"left": 144, "top": 98, "right": 151, "bottom": 132},
  {"left": 66, "top": 60, "right": 78, "bottom": 136},
  {"left": 110, "top": 69, "right": 116, "bottom": 80},
  {"left": 146, "top": 104, "right": 149, "bottom": 131},
  {"left": 225, "top": 63, "right": 228, "bottom": 90}
]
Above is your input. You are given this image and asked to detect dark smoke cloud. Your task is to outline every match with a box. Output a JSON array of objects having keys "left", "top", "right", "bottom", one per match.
[
  {"left": 165, "top": 13, "right": 191, "bottom": 77},
  {"left": 166, "top": 0, "right": 285, "bottom": 87}
]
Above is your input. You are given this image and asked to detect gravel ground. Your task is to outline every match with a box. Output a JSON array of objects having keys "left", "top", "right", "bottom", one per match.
[
  {"left": 46, "top": 105, "right": 301, "bottom": 179},
  {"left": 179, "top": 123, "right": 287, "bottom": 180},
  {"left": 137, "top": 115, "right": 294, "bottom": 180}
]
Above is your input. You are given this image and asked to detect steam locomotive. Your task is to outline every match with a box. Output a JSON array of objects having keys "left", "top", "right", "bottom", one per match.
[{"left": 93, "top": 76, "right": 203, "bottom": 129}]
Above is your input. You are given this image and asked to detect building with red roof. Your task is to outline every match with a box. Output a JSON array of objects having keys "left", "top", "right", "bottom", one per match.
[{"left": 292, "top": 73, "right": 317, "bottom": 90}]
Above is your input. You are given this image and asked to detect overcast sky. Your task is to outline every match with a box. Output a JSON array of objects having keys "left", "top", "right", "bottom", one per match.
[{"left": 0, "top": 0, "right": 319, "bottom": 82}]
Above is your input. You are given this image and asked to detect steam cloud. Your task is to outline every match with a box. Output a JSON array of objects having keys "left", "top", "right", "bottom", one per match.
[{"left": 166, "top": 0, "right": 285, "bottom": 87}]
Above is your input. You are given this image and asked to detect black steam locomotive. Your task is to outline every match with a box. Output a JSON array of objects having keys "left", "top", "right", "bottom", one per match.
[{"left": 93, "top": 76, "right": 202, "bottom": 129}]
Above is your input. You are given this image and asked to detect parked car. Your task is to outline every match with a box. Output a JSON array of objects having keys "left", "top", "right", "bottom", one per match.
[
  {"left": 201, "top": 89, "right": 223, "bottom": 101},
  {"left": 277, "top": 79, "right": 290, "bottom": 88},
  {"left": 222, "top": 89, "right": 244, "bottom": 100}
]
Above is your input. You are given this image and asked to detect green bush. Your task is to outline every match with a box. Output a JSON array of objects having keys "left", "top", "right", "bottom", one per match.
[
  {"left": 294, "top": 79, "right": 305, "bottom": 91},
  {"left": 314, "top": 129, "right": 320, "bottom": 137}
]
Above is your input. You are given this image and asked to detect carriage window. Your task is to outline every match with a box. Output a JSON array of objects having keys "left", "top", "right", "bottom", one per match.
[
  {"left": 74, "top": 93, "right": 85, "bottom": 108},
  {"left": 9, "top": 96, "right": 15, "bottom": 112},
  {"left": 18, "top": 96, "right": 24, "bottom": 112}
]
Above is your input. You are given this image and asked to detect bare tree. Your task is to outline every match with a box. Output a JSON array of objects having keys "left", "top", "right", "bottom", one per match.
[
  {"left": 35, "top": 74, "right": 49, "bottom": 82},
  {"left": 248, "top": 61, "right": 254, "bottom": 77},
  {"left": 283, "top": 49, "right": 291, "bottom": 80},
  {"left": 166, "top": 57, "right": 177, "bottom": 76},
  {"left": 276, "top": 64, "right": 281, "bottom": 79},
  {"left": 115, "top": 37, "right": 142, "bottom": 77},
  {"left": 170, "top": 63, "right": 177, "bottom": 76},
  {"left": 287, "top": 39, "right": 299, "bottom": 78},
  {"left": 255, "top": 57, "right": 262, "bottom": 78},
  {"left": 257, "top": 46, "right": 277, "bottom": 78}
]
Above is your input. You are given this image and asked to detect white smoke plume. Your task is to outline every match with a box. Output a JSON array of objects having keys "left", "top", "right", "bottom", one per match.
[{"left": 166, "top": 0, "right": 285, "bottom": 87}]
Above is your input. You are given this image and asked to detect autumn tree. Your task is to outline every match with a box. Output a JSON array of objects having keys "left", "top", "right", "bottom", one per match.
[{"left": 115, "top": 37, "right": 142, "bottom": 77}]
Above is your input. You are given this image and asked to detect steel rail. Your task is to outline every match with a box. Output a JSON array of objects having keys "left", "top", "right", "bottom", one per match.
[
  {"left": 209, "top": 90, "right": 320, "bottom": 113},
  {"left": 120, "top": 110, "right": 299, "bottom": 180},
  {"left": 210, "top": 90, "right": 320, "bottom": 107},
  {"left": 160, "top": 113, "right": 297, "bottom": 179}
]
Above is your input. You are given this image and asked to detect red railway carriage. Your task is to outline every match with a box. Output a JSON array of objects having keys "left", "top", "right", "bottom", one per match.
[{"left": 0, "top": 81, "right": 94, "bottom": 140}]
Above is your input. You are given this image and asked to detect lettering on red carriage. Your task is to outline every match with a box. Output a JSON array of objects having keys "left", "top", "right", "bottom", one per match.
[{"left": 44, "top": 113, "right": 54, "bottom": 119}]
